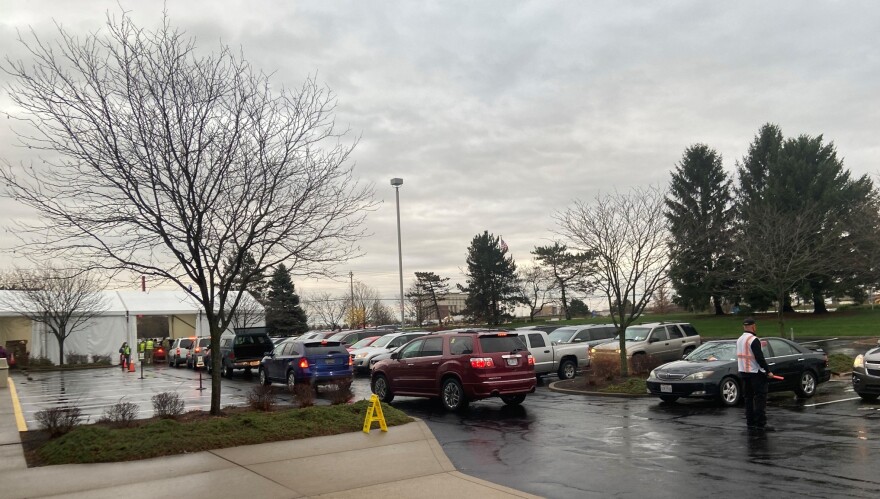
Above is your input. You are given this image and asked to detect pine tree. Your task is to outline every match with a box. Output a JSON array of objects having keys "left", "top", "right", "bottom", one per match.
[
  {"left": 413, "top": 272, "right": 451, "bottom": 324},
  {"left": 265, "top": 264, "right": 308, "bottom": 336},
  {"left": 459, "top": 231, "right": 519, "bottom": 325},
  {"left": 532, "top": 242, "right": 592, "bottom": 320},
  {"left": 665, "top": 144, "right": 734, "bottom": 315}
]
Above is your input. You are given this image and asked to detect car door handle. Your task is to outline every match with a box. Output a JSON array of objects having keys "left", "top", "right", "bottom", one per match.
[
  {"left": 406, "top": 363, "right": 415, "bottom": 367},
  {"left": 544, "top": 350, "right": 550, "bottom": 353},
  {"left": 432, "top": 362, "right": 439, "bottom": 365},
  {"left": 798, "top": 358, "right": 804, "bottom": 362}
]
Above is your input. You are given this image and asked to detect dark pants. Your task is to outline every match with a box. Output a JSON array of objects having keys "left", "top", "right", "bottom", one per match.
[
  {"left": 741, "top": 372, "right": 768, "bottom": 427},
  {"left": 120, "top": 354, "right": 130, "bottom": 369}
]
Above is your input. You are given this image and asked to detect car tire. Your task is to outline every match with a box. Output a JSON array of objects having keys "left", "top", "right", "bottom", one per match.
[
  {"left": 659, "top": 395, "right": 679, "bottom": 403},
  {"left": 224, "top": 363, "right": 234, "bottom": 379},
  {"left": 287, "top": 371, "right": 297, "bottom": 391},
  {"left": 441, "top": 378, "right": 468, "bottom": 411},
  {"left": 795, "top": 370, "right": 817, "bottom": 398},
  {"left": 501, "top": 394, "right": 526, "bottom": 406},
  {"left": 858, "top": 393, "right": 879, "bottom": 402},
  {"left": 258, "top": 367, "right": 270, "bottom": 386},
  {"left": 718, "top": 376, "right": 741, "bottom": 407},
  {"left": 372, "top": 374, "right": 394, "bottom": 403},
  {"left": 557, "top": 359, "right": 577, "bottom": 380}
]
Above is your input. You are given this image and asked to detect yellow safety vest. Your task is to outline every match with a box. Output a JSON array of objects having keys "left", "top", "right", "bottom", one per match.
[
  {"left": 138, "top": 342, "right": 145, "bottom": 352},
  {"left": 145, "top": 339, "right": 154, "bottom": 350}
]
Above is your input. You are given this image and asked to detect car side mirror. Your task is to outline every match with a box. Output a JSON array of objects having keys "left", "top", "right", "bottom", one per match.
[
  {"left": 268, "top": 352, "right": 275, "bottom": 358},
  {"left": 391, "top": 352, "right": 399, "bottom": 360}
]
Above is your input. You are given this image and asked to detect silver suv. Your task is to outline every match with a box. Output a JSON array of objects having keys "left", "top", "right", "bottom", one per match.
[{"left": 590, "top": 322, "right": 701, "bottom": 368}]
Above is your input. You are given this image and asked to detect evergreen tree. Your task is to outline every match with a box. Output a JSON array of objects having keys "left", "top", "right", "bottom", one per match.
[
  {"left": 459, "top": 231, "right": 519, "bottom": 325},
  {"left": 532, "top": 242, "right": 593, "bottom": 320},
  {"left": 665, "top": 144, "right": 735, "bottom": 315},
  {"left": 265, "top": 264, "right": 308, "bottom": 336},
  {"left": 567, "top": 298, "right": 590, "bottom": 318},
  {"left": 413, "top": 272, "right": 451, "bottom": 324}
]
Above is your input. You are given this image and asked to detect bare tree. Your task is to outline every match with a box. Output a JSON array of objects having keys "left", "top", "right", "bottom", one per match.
[
  {"left": 516, "top": 265, "right": 557, "bottom": 322},
  {"left": 302, "top": 291, "right": 346, "bottom": 330},
  {"left": 557, "top": 186, "right": 671, "bottom": 376},
  {"left": 0, "top": 13, "right": 374, "bottom": 414},
  {"left": 736, "top": 204, "right": 845, "bottom": 334},
  {"left": 229, "top": 291, "right": 264, "bottom": 331},
  {"left": 405, "top": 282, "right": 430, "bottom": 327},
  {"left": 0, "top": 266, "right": 108, "bottom": 365}
]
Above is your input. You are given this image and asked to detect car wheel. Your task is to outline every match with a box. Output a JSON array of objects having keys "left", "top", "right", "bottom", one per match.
[
  {"left": 372, "top": 374, "right": 394, "bottom": 403},
  {"left": 858, "top": 393, "right": 879, "bottom": 402},
  {"left": 258, "top": 367, "right": 270, "bottom": 386},
  {"left": 500, "top": 394, "right": 526, "bottom": 406},
  {"left": 718, "top": 376, "right": 741, "bottom": 407},
  {"left": 796, "top": 370, "right": 817, "bottom": 398},
  {"left": 224, "top": 363, "right": 234, "bottom": 379},
  {"left": 557, "top": 359, "right": 576, "bottom": 380},
  {"left": 441, "top": 378, "right": 468, "bottom": 411},
  {"left": 659, "top": 395, "right": 679, "bottom": 403},
  {"left": 287, "top": 371, "right": 297, "bottom": 391}
]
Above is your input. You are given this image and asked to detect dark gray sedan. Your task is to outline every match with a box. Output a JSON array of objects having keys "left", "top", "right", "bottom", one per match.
[
  {"left": 852, "top": 341, "right": 880, "bottom": 401},
  {"left": 646, "top": 338, "right": 831, "bottom": 406}
]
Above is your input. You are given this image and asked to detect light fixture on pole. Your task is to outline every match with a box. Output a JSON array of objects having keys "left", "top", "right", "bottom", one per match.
[{"left": 391, "top": 177, "right": 405, "bottom": 328}]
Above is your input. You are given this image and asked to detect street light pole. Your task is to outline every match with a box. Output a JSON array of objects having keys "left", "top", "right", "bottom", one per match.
[{"left": 391, "top": 178, "right": 405, "bottom": 329}]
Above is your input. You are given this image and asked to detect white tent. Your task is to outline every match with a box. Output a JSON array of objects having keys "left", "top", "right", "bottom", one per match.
[{"left": 0, "top": 289, "right": 263, "bottom": 365}]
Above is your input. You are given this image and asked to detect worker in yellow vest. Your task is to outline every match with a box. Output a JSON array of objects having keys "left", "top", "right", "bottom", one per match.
[{"left": 145, "top": 338, "right": 154, "bottom": 365}]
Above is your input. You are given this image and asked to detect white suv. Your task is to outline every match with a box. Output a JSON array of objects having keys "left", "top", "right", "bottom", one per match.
[
  {"left": 590, "top": 322, "right": 701, "bottom": 369},
  {"left": 168, "top": 337, "right": 194, "bottom": 367}
]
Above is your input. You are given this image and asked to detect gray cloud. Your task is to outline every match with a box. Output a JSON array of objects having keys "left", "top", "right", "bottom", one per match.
[{"left": 2, "top": 1, "right": 879, "bottom": 304}]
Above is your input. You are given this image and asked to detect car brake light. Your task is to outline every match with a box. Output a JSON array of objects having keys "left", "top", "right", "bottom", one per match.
[
  {"left": 349, "top": 355, "right": 354, "bottom": 366},
  {"left": 229, "top": 351, "right": 235, "bottom": 361},
  {"left": 195, "top": 347, "right": 201, "bottom": 353},
  {"left": 470, "top": 357, "right": 495, "bottom": 369},
  {"left": 528, "top": 354, "right": 535, "bottom": 366},
  {"left": 176, "top": 348, "right": 180, "bottom": 356},
  {"left": 497, "top": 332, "right": 507, "bottom": 337},
  {"left": 299, "top": 358, "right": 309, "bottom": 369}
]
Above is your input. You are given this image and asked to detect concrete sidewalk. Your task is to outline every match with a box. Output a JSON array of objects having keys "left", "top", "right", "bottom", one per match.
[{"left": 0, "top": 380, "right": 539, "bottom": 498}]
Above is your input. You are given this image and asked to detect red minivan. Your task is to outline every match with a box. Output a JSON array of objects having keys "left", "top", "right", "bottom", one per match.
[{"left": 370, "top": 331, "right": 536, "bottom": 411}]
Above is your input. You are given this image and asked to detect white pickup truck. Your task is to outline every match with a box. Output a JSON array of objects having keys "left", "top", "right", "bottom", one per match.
[{"left": 515, "top": 329, "right": 591, "bottom": 380}]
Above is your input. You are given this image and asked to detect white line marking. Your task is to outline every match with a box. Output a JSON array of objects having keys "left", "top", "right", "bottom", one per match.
[{"left": 803, "top": 397, "right": 863, "bottom": 407}]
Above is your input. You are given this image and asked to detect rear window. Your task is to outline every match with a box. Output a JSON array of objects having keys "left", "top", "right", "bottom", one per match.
[
  {"left": 477, "top": 335, "right": 527, "bottom": 353},
  {"left": 302, "top": 341, "right": 347, "bottom": 355},
  {"left": 179, "top": 339, "right": 194, "bottom": 349},
  {"left": 680, "top": 324, "right": 699, "bottom": 337}
]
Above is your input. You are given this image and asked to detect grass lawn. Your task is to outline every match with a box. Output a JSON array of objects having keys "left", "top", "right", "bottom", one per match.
[
  {"left": 27, "top": 400, "right": 413, "bottom": 467},
  {"left": 505, "top": 306, "right": 880, "bottom": 339}
]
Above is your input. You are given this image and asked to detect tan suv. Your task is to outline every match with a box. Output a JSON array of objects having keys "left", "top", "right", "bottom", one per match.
[{"left": 590, "top": 322, "right": 701, "bottom": 370}]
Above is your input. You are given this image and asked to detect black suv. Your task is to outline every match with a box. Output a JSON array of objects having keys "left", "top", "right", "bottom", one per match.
[{"left": 214, "top": 328, "right": 273, "bottom": 378}]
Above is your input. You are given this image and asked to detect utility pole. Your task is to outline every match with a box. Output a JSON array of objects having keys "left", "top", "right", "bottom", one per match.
[{"left": 349, "top": 271, "right": 354, "bottom": 329}]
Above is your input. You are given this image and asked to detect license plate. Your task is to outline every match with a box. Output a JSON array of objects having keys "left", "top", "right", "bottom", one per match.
[
  {"left": 325, "top": 358, "right": 336, "bottom": 365},
  {"left": 661, "top": 384, "right": 672, "bottom": 393},
  {"left": 506, "top": 358, "right": 519, "bottom": 366}
]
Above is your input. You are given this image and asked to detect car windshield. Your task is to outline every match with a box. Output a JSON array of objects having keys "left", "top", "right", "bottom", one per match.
[
  {"left": 350, "top": 337, "right": 378, "bottom": 349},
  {"left": 622, "top": 327, "right": 650, "bottom": 341},
  {"left": 548, "top": 328, "right": 577, "bottom": 343},
  {"left": 371, "top": 335, "right": 398, "bottom": 348},
  {"left": 686, "top": 343, "right": 736, "bottom": 362}
]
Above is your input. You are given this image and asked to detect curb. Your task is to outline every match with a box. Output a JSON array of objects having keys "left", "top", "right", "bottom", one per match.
[{"left": 548, "top": 379, "right": 651, "bottom": 398}]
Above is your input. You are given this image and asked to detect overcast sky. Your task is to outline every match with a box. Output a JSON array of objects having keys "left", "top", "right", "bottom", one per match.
[{"left": 2, "top": 1, "right": 879, "bottom": 309}]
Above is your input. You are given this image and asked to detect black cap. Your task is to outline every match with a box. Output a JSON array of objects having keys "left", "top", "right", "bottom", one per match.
[{"left": 742, "top": 317, "right": 756, "bottom": 326}]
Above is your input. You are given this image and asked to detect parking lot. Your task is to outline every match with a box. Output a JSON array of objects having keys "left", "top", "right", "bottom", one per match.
[{"left": 11, "top": 359, "right": 880, "bottom": 498}]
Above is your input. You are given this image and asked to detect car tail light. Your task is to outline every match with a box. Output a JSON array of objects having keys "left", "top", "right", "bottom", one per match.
[
  {"left": 194, "top": 346, "right": 201, "bottom": 353},
  {"left": 527, "top": 354, "right": 535, "bottom": 366},
  {"left": 228, "top": 351, "right": 235, "bottom": 361},
  {"left": 824, "top": 354, "right": 829, "bottom": 367},
  {"left": 470, "top": 357, "right": 495, "bottom": 369},
  {"left": 299, "top": 358, "right": 309, "bottom": 369},
  {"left": 176, "top": 348, "right": 180, "bottom": 356},
  {"left": 349, "top": 355, "right": 354, "bottom": 366}
]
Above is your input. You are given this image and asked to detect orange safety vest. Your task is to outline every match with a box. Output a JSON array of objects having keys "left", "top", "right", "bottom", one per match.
[{"left": 736, "top": 332, "right": 760, "bottom": 373}]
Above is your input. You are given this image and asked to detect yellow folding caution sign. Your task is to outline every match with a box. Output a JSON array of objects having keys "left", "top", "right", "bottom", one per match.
[{"left": 362, "top": 394, "right": 388, "bottom": 433}]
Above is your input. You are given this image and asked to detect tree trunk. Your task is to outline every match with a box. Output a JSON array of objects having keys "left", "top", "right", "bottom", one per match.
[
  {"left": 58, "top": 336, "right": 65, "bottom": 366},
  {"left": 560, "top": 284, "right": 570, "bottom": 320},
  {"left": 209, "top": 320, "right": 222, "bottom": 416},
  {"left": 782, "top": 295, "right": 795, "bottom": 313},
  {"left": 776, "top": 291, "right": 786, "bottom": 336},
  {"left": 712, "top": 295, "right": 724, "bottom": 315},
  {"left": 811, "top": 285, "right": 829, "bottom": 314}
]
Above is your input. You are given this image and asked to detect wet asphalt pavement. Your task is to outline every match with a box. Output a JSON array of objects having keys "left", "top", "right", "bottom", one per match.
[{"left": 11, "top": 338, "right": 880, "bottom": 499}]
